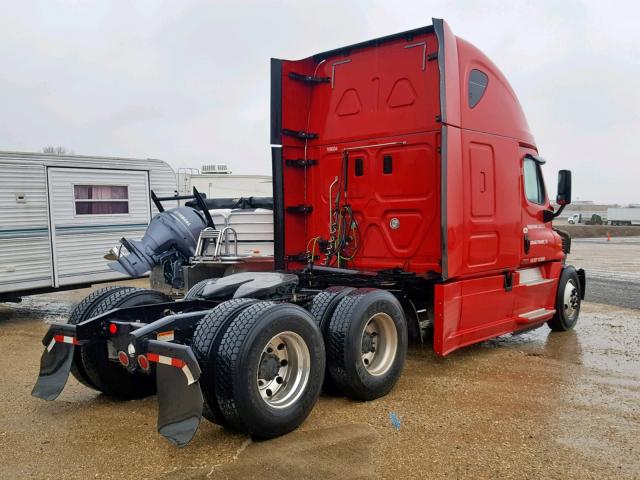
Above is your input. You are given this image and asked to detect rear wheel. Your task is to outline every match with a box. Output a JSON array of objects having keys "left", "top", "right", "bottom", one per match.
[
  {"left": 78, "top": 288, "right": 171, "bottom": 399},
  {"left": 214, "top": 302, "right": 325, "bottom": 438},
  {"left": 309, "top": 286, "right": 354, "bottom": 391},
  {"left": 68, "top": 286, "right": 133, "bottom": 389},
  {"left": 326, "top": 288, "right": 407, "bottom": 401},
  {"left": 184, "top": 279, "right": 216, "bottom": 300},
  {"left": 191, "top": 298, "right": 259, "bottom": 425},
  {"left": 548, "top": 267, "right": 582, "bottom": 332}
]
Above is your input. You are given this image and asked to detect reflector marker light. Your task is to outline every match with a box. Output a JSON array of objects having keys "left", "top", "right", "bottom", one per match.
[
  {"left": 137, "top": 355, "right": 150, "bottom": 371},
  {"left": 47, "top": 334, "right": 80, "bottom": 352},
  {"left": 147, "top": 352, "right": 185, "bottom": 368},
  {"left": 118, "top": 351, "right": 130, "bottom": 367},
  {"left": 109, "top": 323, "right": 118, "bottom": 335},
  {"left": 146, "top": 353, "right": 196, "bottom": 385}
]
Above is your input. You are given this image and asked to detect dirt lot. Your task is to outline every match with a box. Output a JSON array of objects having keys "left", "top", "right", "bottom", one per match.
[{"left": 1, "top": 239, "right": 639, "bottom": 479}]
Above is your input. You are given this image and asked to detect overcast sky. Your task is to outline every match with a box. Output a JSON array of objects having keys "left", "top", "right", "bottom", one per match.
[{"left": 1, "top": 0, "right": 638, "bottom": 204}]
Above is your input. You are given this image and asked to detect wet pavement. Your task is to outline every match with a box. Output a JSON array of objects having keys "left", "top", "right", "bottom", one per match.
[
  {"left": 1, "top": 237, "right": 639, "bottom": 479},
  {"left": 572, "top": 237, "right": 640, "bottom": 309}
]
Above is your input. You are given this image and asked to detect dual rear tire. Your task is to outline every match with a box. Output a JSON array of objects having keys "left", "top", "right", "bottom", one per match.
[
  {"left": 192, "top": 300, "right": 325, "bottom": 439},
  {"left": 68, "top": 286, "right": 171, "bottom": 399},
  {"left": 321, "top": 288, "right": 408, "bottom": 400}
]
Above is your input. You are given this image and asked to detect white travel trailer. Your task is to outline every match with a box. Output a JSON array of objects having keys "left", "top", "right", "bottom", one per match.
[{"left": 0, "top": 151, "right": 176, "bottom": 301}]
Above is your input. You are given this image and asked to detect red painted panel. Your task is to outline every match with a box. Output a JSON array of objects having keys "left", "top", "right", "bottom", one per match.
[
  {"left": 304, "top": 32, "right": 440, "bottom": 146},
  {"left": 434, "top": 273, "right": 514, "bottom": 356},
  {"left": 456, "top": 38, "right": 534, "bottom": 146},
  {"left": 278, "top": 31, "right": 442, "bottom": 273},
  {"left": 304, "top": 135, "right": 441, "bottom": 273},
  {"left": 446, "top": 129, "right": 522, "bottom": 279}
]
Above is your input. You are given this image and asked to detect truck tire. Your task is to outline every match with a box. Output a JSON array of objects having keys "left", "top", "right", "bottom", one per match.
[
  {"left": 68, "top": 286, "right": 134, "bottom": 390},
  {"left": 326, "top": 288, "right": 408, "bottom": 401},
  {"left": 191, "top": 298, "right": 259, "bottom": 426},
  {"left": 548, "top": 267, "right": 582, "bottom": 332},
  {"left": 184, "top": 279, "right": 215, "bottom": 300},
  {"left": 308, "top": 286, "right": 354, "bottom": 391},
  {"left": 78, "top": 288, "right": 171, "bottom": 399},
  {"left": 214, "top": 302, "right": 325, "bottom": 438}
]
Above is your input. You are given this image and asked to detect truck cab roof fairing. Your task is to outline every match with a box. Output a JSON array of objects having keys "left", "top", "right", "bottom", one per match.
[{"left": 434, "top": 19, "right": 535, "bottom": 145}]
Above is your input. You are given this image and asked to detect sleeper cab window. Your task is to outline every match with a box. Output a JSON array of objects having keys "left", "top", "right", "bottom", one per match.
[
  {"left": 468, "top": 69, "right": 488, "bottom": 108},
  {"left": 74, "top": 185, "right": 130, "bottom": 215},
  {"left": 523, "top": 157, "right": 546, "bottom": 205}
]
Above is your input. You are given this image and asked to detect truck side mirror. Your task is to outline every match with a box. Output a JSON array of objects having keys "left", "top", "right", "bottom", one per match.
[{"left": 556, "top": 170, "right": 572, "bottom": 206}]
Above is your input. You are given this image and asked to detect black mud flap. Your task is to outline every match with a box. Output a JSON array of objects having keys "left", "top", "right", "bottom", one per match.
[
  {"left": 31, "top": 340, "right": 74, "bottom": 401},
  {"left": 147, "top": 340, "right": 203, "bottom": 447},
  {"left": 577, "top": 268, "right": 586, "bottom": 300}
]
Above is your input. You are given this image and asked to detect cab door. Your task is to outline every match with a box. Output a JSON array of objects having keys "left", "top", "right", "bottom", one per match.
[
  {"left": 514, "top": 148, "right": 560, "bottom": 322},
  {"left": 519, "top": 148, "right": 556, "bottom": 266}
]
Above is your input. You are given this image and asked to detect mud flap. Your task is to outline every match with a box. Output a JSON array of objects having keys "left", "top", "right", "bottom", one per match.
[
  {"left": 147, "top": 340, "right": 203, "bottom": 447},
  {"left": 32, "top": 324, "right": 79, "bottom": 401},
  {"left": 31, "top": 341, "right": 74, "bottom": 401}
]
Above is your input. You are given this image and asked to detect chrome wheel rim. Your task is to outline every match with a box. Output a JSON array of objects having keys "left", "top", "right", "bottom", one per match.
[
  {"left": 361, "top": 313, "right": 398, "bottom": 376},
  {"left": 257, "top": 331, "right": 310, "bottom": 409},
  {"left": 563, "top": 280, "right": 580, "bottom": 320}
]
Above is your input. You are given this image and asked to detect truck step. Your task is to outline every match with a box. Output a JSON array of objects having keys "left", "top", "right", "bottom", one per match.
[{"left": 516, "top": 308, "right": 555, "bottom": 324}]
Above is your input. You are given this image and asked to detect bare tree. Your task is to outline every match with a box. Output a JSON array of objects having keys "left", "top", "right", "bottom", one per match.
[{"left": 42, "top": 146, "right": 74, "bottom": 155}]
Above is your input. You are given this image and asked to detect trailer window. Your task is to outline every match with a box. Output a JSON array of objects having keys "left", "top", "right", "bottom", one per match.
[
  {"left": 74, "top": 185, "right": 129, "bottom": 215},
  {"left": 523, "top": 158, "right": 545, "bottom": 205}
]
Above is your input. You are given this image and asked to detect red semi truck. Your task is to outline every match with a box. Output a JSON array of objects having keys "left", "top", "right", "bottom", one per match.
[{"left": 33, "top": 18, "right": 584, "bottom": 447}]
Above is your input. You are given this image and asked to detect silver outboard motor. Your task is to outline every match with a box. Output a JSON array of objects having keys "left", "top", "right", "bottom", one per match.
[{"left": 109, "top": 207, "right": 207, "bottom": 277}]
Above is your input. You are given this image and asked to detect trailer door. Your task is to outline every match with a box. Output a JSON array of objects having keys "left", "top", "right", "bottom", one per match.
[
  {"left": 0, "top": 163, "right": 53, "bottom": 295},
  {"left": 47, "top": 167, "right": 151, "bottom": 287}
]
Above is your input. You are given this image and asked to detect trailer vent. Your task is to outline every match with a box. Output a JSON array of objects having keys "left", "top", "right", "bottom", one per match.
[{"left": 201, "top": 164, "right": 231, "bottom": 175}]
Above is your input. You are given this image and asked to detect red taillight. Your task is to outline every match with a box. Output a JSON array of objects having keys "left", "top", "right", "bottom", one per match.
[
  {"left": 109, "top": 323, "right": 118, "bottom": 335},
  {"left": 117, "top": 351, "right": 129, "bottom": 367},
  {"left": 137, "top": 355, "right": 150, "bottom": 371}
]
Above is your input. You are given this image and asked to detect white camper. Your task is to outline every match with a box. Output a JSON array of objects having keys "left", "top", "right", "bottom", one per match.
[{"left": 0, "top": 151, "right": 176, "bottom": 301}]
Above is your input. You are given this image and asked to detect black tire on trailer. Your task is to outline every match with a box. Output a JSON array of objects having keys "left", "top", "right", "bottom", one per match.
[
  {"left": 191, "top": 298, "right": 260, "bottom": 426},
  {"left": 68, "top": 286, "right": 134, "bottom": 389},
  {"left": 548, "top": 266, "right": 582, "bottom": 332},
  {"left": 184, "top": 279, "right": 216, "bottom": 300},
  {"left": 308, "top": 286, "right": 354, "bottom": 391},
  {"left": 214, "top": 302, "right": 325, "bottom": 438},
  {"left": 79, "top": 288, "right": 171, "bottom": 399},
  {"left": 326, "top": 288, "right": 408, "bottom": 401}
]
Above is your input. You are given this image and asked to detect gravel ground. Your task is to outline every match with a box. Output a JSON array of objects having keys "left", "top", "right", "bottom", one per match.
[{"left": 0, "top": 238, "right": 638, "bottom": 479}]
